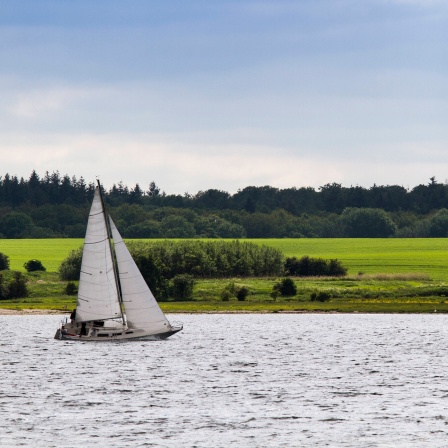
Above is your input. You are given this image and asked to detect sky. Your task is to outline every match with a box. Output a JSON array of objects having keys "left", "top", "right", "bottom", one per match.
[{"left": 0, "top": 0, "right": 446, "bottom": 194}]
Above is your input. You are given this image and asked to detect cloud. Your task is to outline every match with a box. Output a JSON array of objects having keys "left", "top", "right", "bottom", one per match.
[
  {"left": 1, "top": 131, "right": 446, "bottom": 194},
  {"left": 9, "top": 87, "right": 95, "bottom": 119}
]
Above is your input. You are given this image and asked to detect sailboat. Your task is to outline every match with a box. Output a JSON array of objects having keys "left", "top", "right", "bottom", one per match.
[{"left": 54, "top": 181, "right": 183, "bottom": 341}]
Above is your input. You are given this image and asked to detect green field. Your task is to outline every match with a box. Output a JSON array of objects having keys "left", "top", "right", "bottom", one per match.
[
  {"left": 1, "top": 238, "right": 448, "bottom": 313},
  {"left": 1, "top": 238, "right": 448, "bottom": 279}
]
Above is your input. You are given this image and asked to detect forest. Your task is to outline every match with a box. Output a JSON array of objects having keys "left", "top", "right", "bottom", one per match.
[{"left": 1, "top": 170, "right": 448, "bottom": 239}]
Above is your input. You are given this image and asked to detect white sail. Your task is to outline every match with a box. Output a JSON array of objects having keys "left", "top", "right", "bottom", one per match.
[
  {"left": 110, "top": 217, "right": 171, "bottom": 334},
  {"left": 75, "top": 187, "right": 122, "bottom": 322}
]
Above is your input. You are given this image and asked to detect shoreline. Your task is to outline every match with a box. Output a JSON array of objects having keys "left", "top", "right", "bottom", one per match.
[
  {"left": 0, "top": 309, "right": 66, "bottom": 315},
  {"left": 0, "top": 308, "right": 445, "bottom": 316}
]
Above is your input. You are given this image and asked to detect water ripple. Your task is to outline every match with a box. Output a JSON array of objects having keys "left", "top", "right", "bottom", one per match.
[{"left": 1, "top": 314, "right": 448, "bottom": 447}]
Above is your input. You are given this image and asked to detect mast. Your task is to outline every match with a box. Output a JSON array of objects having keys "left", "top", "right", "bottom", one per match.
[{"left": 96, "top": 179, "right": 127, "bottom": 326}]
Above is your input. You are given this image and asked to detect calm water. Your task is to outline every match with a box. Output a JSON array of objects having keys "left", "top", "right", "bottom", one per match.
[{"left": 1, "top": 313, "right": 448, "bottom": 447}]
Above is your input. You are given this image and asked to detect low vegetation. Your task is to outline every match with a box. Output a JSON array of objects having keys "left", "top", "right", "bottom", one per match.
[
  {"left": 1, "top": 271, "right": 448, "bottom": 313},
  {"left": 24, "top": 259, "right": 46, "bottom": 272},
  {"left": 1, "top": 239, "right": 448, "bottom": 313}
]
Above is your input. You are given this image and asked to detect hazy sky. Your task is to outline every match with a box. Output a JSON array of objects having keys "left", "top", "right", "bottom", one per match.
[{"left": 0, "top": 0, "right": 446, "bottom": 194}]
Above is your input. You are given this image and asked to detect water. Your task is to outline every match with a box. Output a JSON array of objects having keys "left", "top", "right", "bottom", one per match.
[{"left": 1, "top": 313, "right": 448, "bottom": 447}]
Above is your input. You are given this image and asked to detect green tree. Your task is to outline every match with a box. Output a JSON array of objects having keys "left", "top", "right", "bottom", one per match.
[
  {"left": 170, "top": 274, "right": 195, "bottom": 300},
  {"left": 0, "top": 212, "right": 34, "bottom": 238},
  {"left": 340, "top": 208, "right": 397, "bottom": 237},
  {"left": 8, "top": 271, "right": 28, "bottom": 298},
  {"left": 429, "top": 209, "right": 448, "bottom": 237},
  {"left": 0, "top": 273, "right": 8, "bottom": 299},
  {"left": 160, "top": 215, "right": 196, "bottom": 238},
  {"left": 0, "top": 252, "right": 10, "bottom": 270},
  {"left": 58, "top": 247, "right": 83, "bottom": 281}
]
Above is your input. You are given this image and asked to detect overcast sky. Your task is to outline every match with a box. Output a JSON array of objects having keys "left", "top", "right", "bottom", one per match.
[{"left": 0, "top": 0, "right": 446, "bottom": 194}]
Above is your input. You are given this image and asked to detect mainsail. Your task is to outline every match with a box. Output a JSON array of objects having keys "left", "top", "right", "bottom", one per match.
[
  {"left": 110, "top": 217, "right": 171, "bottom": 333},
  {"left": 75, "top": 187, "right": 122, "bottom": 322}
]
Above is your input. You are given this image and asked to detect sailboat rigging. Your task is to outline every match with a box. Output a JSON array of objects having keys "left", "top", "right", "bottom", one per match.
[{"left": 54, "top": 180, "right": 183, "bottom": 341}]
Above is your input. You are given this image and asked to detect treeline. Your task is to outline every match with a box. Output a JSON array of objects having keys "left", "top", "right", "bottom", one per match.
[{"left": 2, "top": 171, "right": 448, "bottom": 238}]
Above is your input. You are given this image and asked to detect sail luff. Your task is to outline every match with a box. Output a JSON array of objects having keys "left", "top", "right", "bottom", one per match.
[{"left": 75, "top": 187, "right": 122, "bottom": 323}]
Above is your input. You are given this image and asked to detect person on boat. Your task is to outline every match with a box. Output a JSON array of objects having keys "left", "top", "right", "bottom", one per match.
[
  {"left": 61, "top": 326, "right": 68, "bottom": 336},
  {"left": 70, "top": 309, "right": 76, "bottom": 323}
]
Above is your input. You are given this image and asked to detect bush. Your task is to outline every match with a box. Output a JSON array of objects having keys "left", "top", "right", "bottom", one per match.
[
  {"left": 0, "top": 252, "right": 10, "bottom": 270},
  {"left": 7, "top": 271, "right": 28, "bottom": 298},
  {"left": 220, "top": 290, "right": 232, "bottom": 301},
  {"left": 220, "top": 283, "right": 235, "bottom": 301},
  {"left": 310, "top": 291, "right": 331, "bottom": 302},
  {"left": 170, "top": 274, "right": 195, "bottom": 300},
  {"left": 236, "top": 286, "right": 249, "bottom": 301},
  {"left": 219, "top": 283, "right": 249, "bottom": 301},
  {"left": 0, "top": 273, "right": 8, "bottom": 299},
  {"left": 134, "top": 254, "right": 169, "bottom": 301},
  {"left": 272, "top": 278, "right": 297, "bottom": 297},
  {"left": 127, "top": 240, "right": 285, "bottom": 279},
  {"left": 59, "top": 240, "right": 285, "bottom": 285},
  {"left": 24, "top": 259, "right": 46, "bottom": 272},
  {"left": 285, "top": 256, "right": 347, "bottom": 277},
  {"left": 65, "top": 281, "right": 78, "bottom": 295},
  {"left": 58, "top": 247, "right": 83, "bottom": 280}
]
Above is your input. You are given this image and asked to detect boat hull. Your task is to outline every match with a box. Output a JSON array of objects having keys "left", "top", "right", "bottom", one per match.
[{"left": 54, "top": 323, "right": 182, "bottom": 341}]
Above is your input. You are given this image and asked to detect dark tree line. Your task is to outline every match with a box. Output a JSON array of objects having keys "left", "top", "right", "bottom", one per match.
[{"left": 1, "top": 170, "right": 448, "bottom": 238}]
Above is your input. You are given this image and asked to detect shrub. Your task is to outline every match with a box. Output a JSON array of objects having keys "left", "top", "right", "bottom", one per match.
[
  {"left": 0, "top": 273, "right": 8, "bottom": 299},
  {"left": 236, "top": 286, "right": 249, "bottom": 301},
  {"left": 60, "top": 240, "right": 285, "bottom": 284},
  {"left": 127, "top": 239, "right": 285, "bottom": 279},
  {"left": 24, "top": 259, "right": 46, "bottom": 272},
  {"left": 170, "top": 274, "right": 195, "bottom": 300},
  {"left": 272, "top": 278, "right": 297, "bottom": 297},
  {"left": 0, "top": 252, "right": 10, "bottom": 271},
  {"left": 8, "top": 271, "right": 28, "bottom": 298},
  {"left": 58, "top": 247, "right": 83, "bottom": 280},
  {"left": 65, "top": 282, "right": 78, "bottom": 295},
  {"left": 285, "top": 256, "right": 347, "bottom": 277},
  {"left": 220, "top": 282, "right": 235, "bottom": 301},
  {"left": 220, "top": 290, "right": 232, "bottom": 301},
  {"left": 310, "top": 291, "right": 331, "bottom": 302},
  {"left": 220, "top": 282, "right": 250, "bottom": 301},
  {"left": 134, "top": 254, "right": 169, "bottom": 301}
]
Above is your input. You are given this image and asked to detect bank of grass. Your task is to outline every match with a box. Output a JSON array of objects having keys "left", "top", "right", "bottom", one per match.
[
  {"left": 2, "top": 270, "right": 448, "bottom": 314},
  {"left": 1, "top": 238, "right": 448, "bottom": 313}
]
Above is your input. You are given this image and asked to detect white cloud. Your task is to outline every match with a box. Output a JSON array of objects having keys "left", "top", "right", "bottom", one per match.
[{"left": 1, "top": 132, "right": 446, "bottom": 193}]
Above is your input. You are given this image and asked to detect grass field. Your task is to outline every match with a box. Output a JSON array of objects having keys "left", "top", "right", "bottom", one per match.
[
  {"left": 1, "top": 238, "right": 448, "bottom": 279},
  {"left": 1, "top": 238, "right": 448, "bottom": 313}
]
